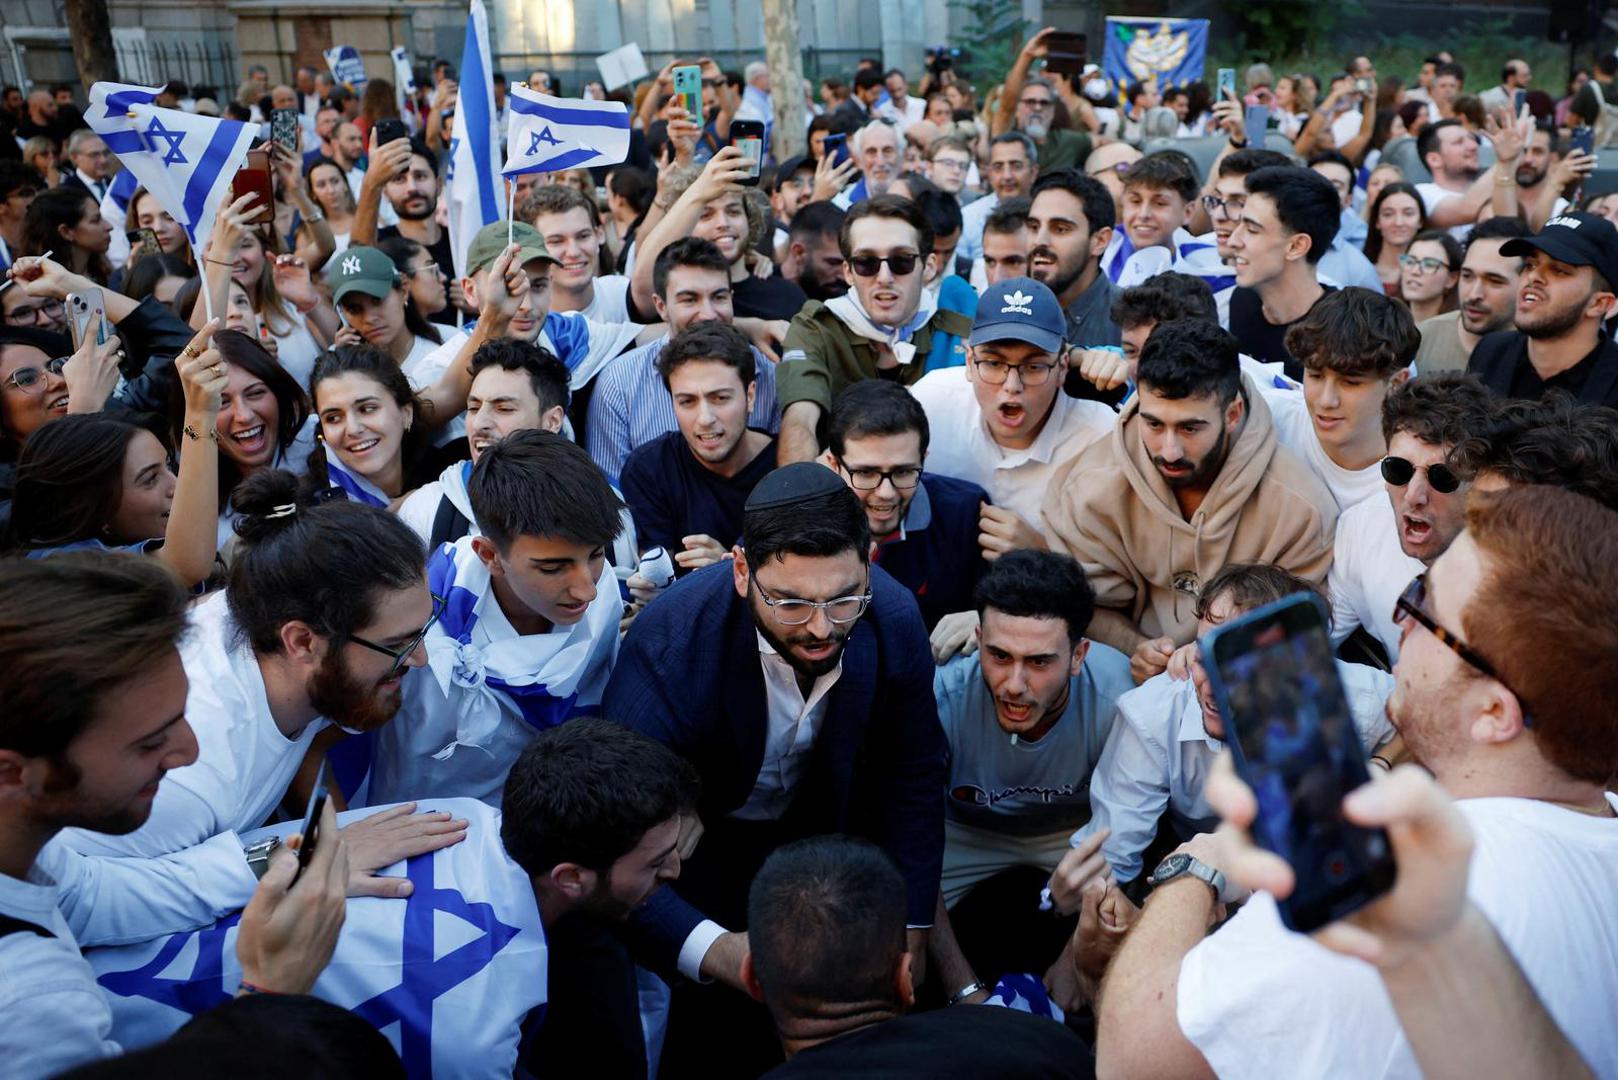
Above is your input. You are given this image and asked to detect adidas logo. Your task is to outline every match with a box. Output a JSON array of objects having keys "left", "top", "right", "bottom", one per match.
[
  {"left": 1000, "top": 289, "right": 1034, "bottom": 316},
  {"left": 341, "top": 255, "right": 362, "bottom": 275}
]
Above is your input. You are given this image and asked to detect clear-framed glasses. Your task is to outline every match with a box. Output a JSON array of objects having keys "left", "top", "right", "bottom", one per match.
[
  {"left": 1, "top": 354, "right": 68, "bottom": 393},
  {"left": 754, "top": 582, "right": 872, "bottom": 626},
  {"left": 972, "top": 357, "right": 1057, "bottom": 386},
  {"left": 835, "top": 458, "right": 922, "bottom": 491},
  {"left": 403, "top": 262, "right": 444, "bottom": 280},
  {"left": 349, "top": 593, "right": 446, "bottom": 679},
  {"left": 1398, "top": 254, "right": 1451, "bottom": 274}
]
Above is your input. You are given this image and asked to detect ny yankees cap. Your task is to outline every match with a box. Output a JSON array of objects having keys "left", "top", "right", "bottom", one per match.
[
  {"left": 466, "top": 220, "right": 558, "bottom": 277},
  {"left": 969, "top": 276, "right": 1066, "bottom": 354},
  {"left": 1500, "top": 212, "right": 1618, "bottom": 294},
  {"left": 329, "top": 246, "right": 399, "bottom": 303}
]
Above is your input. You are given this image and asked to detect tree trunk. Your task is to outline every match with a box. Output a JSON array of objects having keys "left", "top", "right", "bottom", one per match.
[
  {"left": 64, "top": 0, "right": 121, "bottom": 90},
  {"left": 763, "top": 0, "right": 807, "bottom": 160}
]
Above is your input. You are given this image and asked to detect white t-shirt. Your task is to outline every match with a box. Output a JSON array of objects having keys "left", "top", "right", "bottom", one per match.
[
  {"left": 1261, "top": 386, "right": 1385, "bottom": 512},
  {"left": 572, "top": 273, "right": 634, "bottom": 324},
  {"left": 1414, "top": 181, "right": 1475, "bottom": 241},
  {"left": 1327, "top": 495, "right": 1420, "bottom": 660},
  {"left": 1177, "top": 793, "right": 1618, "bottom": 1080},
  {"left": 267, "top": 301, "right": 323, "bottom": 390},
  {"left": 910, "top": 365, "right": 1114, "bottom": 543}
]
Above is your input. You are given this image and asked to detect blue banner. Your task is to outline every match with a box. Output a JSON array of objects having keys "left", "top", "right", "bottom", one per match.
[{"left": 1102, "top": 17, "right": 1209, "bottom": 102}]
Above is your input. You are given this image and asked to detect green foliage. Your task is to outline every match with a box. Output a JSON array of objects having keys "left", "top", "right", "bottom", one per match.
[
  {"left": 948, "top": 0, "right": 1032, "bottom": 90},
  {"left": 1230, "top": 0, "right": 1356, "bottom": 64}
]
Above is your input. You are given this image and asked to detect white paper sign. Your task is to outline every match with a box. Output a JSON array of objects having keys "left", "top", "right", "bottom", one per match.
[{"left": 596, "top": 43, "right": 649, "bottom": 92}]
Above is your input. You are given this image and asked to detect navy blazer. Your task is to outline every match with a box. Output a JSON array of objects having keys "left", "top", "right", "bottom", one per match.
[
  {"left": 605, "top": 559, "right": 947, "bottom": 972},
  {"left": 872, "top": 472, "right": 989, "bottom": 631}
]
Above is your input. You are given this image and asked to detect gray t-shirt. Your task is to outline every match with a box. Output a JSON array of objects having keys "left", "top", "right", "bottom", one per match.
[
  {"left": 1414, "top": 310, "right": 1473, "bottom": 376},
  {"left": 934, "top": 644, "right": 1134, "bottom": 836}
]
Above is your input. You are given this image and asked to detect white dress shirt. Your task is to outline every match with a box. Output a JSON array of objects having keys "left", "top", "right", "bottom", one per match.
[{"left": 732, "top": 632, "right": 843, "bottom": 821}]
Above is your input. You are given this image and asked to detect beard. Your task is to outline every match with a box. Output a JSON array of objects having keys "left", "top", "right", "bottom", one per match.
[
  {"left": 1029, "top": 243, "right": 1086, "bottom": 297},
  {"left": 1152, "top": 423, "right": 1229, "bottom": 490},
  {"left": 797, "top": 268, "right": 849, "bottom": 301},
  {"left": 752, "top": 589, "right": 853, "bottom": 680},
  {"left": 307, "top": 647, "right": 405, "bottom": 732},
  {"left": 1023, "top": 115, "right": 1050, "bottom": 140},
  {"left": 1518, "top": 292, "right": 1593, "bottom": 340},
  {"left": 393, "top": 192, "right": 438, "bottom": 222}
]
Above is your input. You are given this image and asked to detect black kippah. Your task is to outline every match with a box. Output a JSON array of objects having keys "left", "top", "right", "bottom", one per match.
[{"left": 744, "top": 461, "right": 846, "bottom": 512}]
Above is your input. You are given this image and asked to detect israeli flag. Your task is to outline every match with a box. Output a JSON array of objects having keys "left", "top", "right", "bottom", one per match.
[
  {"left": 86, "top": 800, "right": 548, "bottom": 1080},
  {"left": 392, "top": 46, "right": 420, "bottom": 133},
  {"left": 502, "top": 85, "right": 631, "bottom": 177},
  {"left": 445, "top": 0, "right": 503, "bottom": 282},
  {"left": 86, "top": 82, "right": 257, "bottom": 260}
]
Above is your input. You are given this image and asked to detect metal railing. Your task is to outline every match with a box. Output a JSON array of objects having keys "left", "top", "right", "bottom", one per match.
[{"left": 114, "top": 37, "right": 239, "bottom": 98}]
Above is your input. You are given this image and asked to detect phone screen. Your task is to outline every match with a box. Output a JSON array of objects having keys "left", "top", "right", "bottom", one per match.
[
  {"left": 1217, "top": 68, "right": 1237, "bottom": 102},
  {"left": 672, "top": 65, "right": 704, "bottom": 122},
  {"left": 294, "top": 760, "right": 331, "bottom": 884},
  {"left": 1204, "top": 594, "right": 1396, "bottom": 932},
  {"left": 1044, "top": 32, "right": 1087, "bottom": 76}
]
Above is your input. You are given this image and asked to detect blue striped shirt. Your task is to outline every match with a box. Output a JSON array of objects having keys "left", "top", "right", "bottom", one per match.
[{"left": 585, "top": 333, "right": 781, "bottom": 486}]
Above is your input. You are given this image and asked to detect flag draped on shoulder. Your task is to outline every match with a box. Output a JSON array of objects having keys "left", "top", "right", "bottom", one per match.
[
  {"left": 446, "top": 0, "right": 503, "bottom": 281},
  {"left": 85, "top": 82, "right": 257, "bottom": 259},
  {"left": 502, "top": 86, "right": 631, "bottom": 176}
]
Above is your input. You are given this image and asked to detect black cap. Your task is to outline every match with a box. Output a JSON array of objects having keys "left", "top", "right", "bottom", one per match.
[
  {"left": 1500, "top": 212, "right": 1618, "bottom": 293},
  {"left": 744, "top": 461, "right": 846, "bottom": 512},
  {"left": 770, "top": 154, "right": 815, "bottom": 193}
]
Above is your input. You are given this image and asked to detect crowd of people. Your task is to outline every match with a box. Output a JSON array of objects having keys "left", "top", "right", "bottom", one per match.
[{"left": 1, "top": 34, "right": 1616, "bottom": 1080}]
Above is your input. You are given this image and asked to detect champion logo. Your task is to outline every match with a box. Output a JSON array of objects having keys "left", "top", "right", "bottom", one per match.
[
  {"left": 1000, "top": 289, "right": 1034, "bottom": 316},
  {"left": 1547, "top": 216, "right": 1581, "bottom": 230},
  {"left": 341, "top": 255, "right": 363, "bottom": 275}
]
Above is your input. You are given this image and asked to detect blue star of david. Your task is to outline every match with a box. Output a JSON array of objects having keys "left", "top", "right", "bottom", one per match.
[
  {"left": 446, "top": 137, "right": 460, "bottom": 180},
  {"left": 98, "top": 855, "right": 523, "bottom": 1078},
  {"left": 527, "top": 126, "right": 562, "bottom": 154},
  {"left": 142, "top": 117, "right": 187, "bottom": 165}
]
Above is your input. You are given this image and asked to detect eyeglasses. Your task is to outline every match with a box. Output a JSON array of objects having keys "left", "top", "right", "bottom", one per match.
[
  {"left": 1381, "top": 455, "right": 1462, "bottom": 494},
  {"left": 1019, "top": 97, "right": 1054, "bottom": 111},
  {"left": 848, "top": 252, "right": 920, "bottom": 277},
  {"left": 402, "top": 263, "right": 444, "bottom": 280},
  {"left": 930, "top": 156, "right": 970, "bottom": 172},
  {"left": 703, "top": 78, "right": 725, "bottom": 88},
  {"left": 1087, "top": 162, "right": 1131, "bottom": 179},
  {"left": 349, "top": 592, "right": 446, "bottom": 679},
  {"left": 754, "top": 581, "right": 873, "bottom": 626},
  {"left": 1393, "top": 574, "right": 1531, "bottom": 727},
  {"left": 3, "top": 297, "right": 63, "bottom": 327},
  {"left": 836, "top": 458, "right": 923, "bottom": 491},
  {"left": 1202, "top": 194, "right": 1246, "bottom": 218},
  {"left": 972, "top": 357, "right": 1058, "bottom": 386},
  {"left": 1398, "top": 254, "right": 1452, "bottom": 274},
  {"left": 1, "top": 354, "right": 68, "bottom": 393}
]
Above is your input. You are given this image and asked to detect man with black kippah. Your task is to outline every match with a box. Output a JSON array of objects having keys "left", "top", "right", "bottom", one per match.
[{"left": 605, "top": 462, "right": 945, "bottom": 1077}]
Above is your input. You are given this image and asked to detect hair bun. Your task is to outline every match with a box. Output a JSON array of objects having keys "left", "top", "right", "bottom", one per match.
[{"left": 230, "top": 469, "right": 311, "bottom": 544}]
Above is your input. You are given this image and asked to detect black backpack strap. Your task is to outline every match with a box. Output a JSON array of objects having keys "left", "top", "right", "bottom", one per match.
[
  {"left": 0, "top": 913, "right": 53, "bottom": 940},
  {"left": 428, "top": 496, "right": 471, "bottom": 550}
]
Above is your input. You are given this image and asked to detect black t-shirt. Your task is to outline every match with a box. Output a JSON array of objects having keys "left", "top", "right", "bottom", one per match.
[
  {"left": 1467, "top": 330, "right": 1618, "bottom": 408},
  {"left": 378, "top": 224, "right": 457, "bottom": 326},
  {"left": 620, "top": 430, "right": 777, "bottom": 571},
  {"left": 732, "top": 273, "right": 809, "bottom": 321},
  {"left": 1227, "top": 284, "right": 1336, "bottom": 382},
  {"left": 764, "top": 1005, "right": 1094, "bottom": 1079}
]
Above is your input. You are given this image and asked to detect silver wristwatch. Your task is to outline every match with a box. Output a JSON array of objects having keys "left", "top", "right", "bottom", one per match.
[
  {"left": 243, "top": 836, "right": 282, "bottom": 880},
  {"left": 1149, "top": 852, "right": 1227, "bottom": 902}
]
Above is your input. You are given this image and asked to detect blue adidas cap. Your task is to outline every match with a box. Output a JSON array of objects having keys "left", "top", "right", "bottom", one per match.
[{"left": 969, "top": 276, "right": 1066, "bottom": 354}]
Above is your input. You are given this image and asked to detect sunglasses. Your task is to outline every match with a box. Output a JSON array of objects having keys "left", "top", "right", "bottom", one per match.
[
  {"left": 2, "top": 354, "right": 68, "bottom": 393},
  {"left": 1380, "top": 455, "right": 1461, "bottom": 494},
  {"left": 1393, "top": 574, "right": 1532, "bottom": 727},
  {"left": 848, "top": 252, "right": 920, "bottom": 277}
]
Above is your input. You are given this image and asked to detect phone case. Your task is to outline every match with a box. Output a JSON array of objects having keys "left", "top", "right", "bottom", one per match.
[
  {"left": 672, "top": 66, "right": 703, "bottom": 121},
  {"left": 1217, "top": 69, "right": 1237, "bottom": 101},
  {"left": 67, "top": 290, "right": 108, "bottom": 350}
]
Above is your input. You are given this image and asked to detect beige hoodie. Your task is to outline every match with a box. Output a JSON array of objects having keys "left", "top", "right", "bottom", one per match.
[{"left": 1042, "top": 376, "right": 1338, "bottom": 643}]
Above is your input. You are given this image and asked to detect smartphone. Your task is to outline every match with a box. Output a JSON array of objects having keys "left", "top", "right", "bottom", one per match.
[
  {"left": 1217, "top": 68, "right": 1237, "bottom": 103},
  {"left": 824, "top": 132, "right": 850, "bottom": 168},
  {"left": 271, "top": 107, "right": 300, "bottom": 154},
  {"left": 67, "top": 288, "right": 108, "bottom": 350},
  {"left": 231, "top": 148, "right": 274, "bottom": 230},
  {"left": 672, "top": 65, "right": 703, "bottom": 123},
  {"left": 293, "top": 760, "right": 331, "bottom": 885},
  {"left": 1354, "top": 76, "right": 1375, "bottom": 96},
  {"left": 1201, "top": 593, "right": 1397, "bottom": 932},
  {"left": 374, "top": 116, "right": 409, "bottom": 148},
  {"left": 1572, "top": 126, "right": 1595, "bottom": 158},
  {"left": 1043, "top": 32, "right": 1088, "bottom": 77},
  {"left": 126, "top": 227, "right": 161, "bottom": 260},
  {"left": 731, "top": 119, "right": 765, "bottom": 184},
  {"left": 1244, "top": 104, "right": 1271, "bottom": 140},
  {"left": 1512, "top": 88, "right": 1528, "bottom": 115}
]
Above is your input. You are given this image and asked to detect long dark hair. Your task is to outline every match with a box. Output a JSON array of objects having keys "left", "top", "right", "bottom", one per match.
[
  {"left": 8, "top": 412, "right": 165, "bottom": 549},
  {"left": 307, "top": 344, "right": 437, "bottom": 494},
  {"left": 168, "top": 329, "right": 311, "bottom": 508},
  {"left": 376, "top": 235, "right": 445, "bottom": 343},
  {"left": 1363, "top": 181, "right": 1428, "bottom": 263},
  {"left": 121, "top": 253, "right": 195, "bottom": 303},
  {"left": 23, "top": 188, "right": 110, "bottom": 283}
]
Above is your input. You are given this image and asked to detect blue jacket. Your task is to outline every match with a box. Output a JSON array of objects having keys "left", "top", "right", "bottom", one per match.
[
  {"left": 604, "top": 560, "right": 947, "bottom": 972},
  {"left": 873, "top": 473, "right": 988, "bottom": 631}
]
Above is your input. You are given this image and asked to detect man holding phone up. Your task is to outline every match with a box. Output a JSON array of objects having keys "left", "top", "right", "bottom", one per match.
[{"left": 1092, "top": 484, "right": 1618, "bottom": 1079}]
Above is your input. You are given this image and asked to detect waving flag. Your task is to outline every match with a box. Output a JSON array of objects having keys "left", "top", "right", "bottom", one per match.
[
  {"left": 445, "top": 0, "right": 503, "bottom": 281},
  {"left": 1102, "top": 17, "right": 1209, "bottom": 103},
  {"left": 502, "top": 85, "right": 631, "bottom": 176},
  {"left": 86, "top": 82, "right": 257, "bottom": 259},
  {"left": 392, "top": 46, "right": 421, "bottom": 133}
]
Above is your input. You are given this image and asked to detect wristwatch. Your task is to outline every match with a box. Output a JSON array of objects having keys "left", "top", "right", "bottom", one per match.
[
  {"left": 1149, "top": 852, "right": 1226, "bottom": 901},
  {"left": 243, "top": 836, "right": 282, "bottom": 880}
]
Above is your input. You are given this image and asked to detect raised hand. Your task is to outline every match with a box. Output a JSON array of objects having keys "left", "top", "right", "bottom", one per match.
[
  {"left": 61, "top": 311, "right": 124, "bottom": 415},
  {"left": 175, "top": 320, "right": 226, "bottom": 424}
]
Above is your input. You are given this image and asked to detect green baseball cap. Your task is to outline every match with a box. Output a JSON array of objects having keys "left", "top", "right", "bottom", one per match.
[
  {"left": 329, "top": 246, "right": 399, "bottom": 303},
  {"left": 466, "top": 221, "right": 558, "bottom": 276}
]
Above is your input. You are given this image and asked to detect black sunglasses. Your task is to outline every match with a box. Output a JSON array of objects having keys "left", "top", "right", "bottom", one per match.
[
  {"left": 350, "top": 592, "right": 446, "bottom": 679},
  {"left": 848, "top": 252, "right": 920, "bottom": 278},
  {"left": 1381, "top": 455, "right": 1461, "bottom": 494},
  {"left": 1393, "top": 574, "right": 1532, "bottom": 728}
]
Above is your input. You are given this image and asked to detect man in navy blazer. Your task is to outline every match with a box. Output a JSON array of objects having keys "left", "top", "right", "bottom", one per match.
[{"left": 605, "top": 462, "right": 946, "bottom": 1076}]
